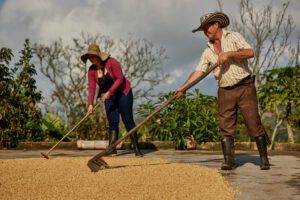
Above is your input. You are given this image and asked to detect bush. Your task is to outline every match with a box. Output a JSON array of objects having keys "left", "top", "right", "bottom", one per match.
[
  {"left": 41, "top": 112, "right": 68, "bottom": 141},
  {"left": 137, "top": 89, "right": 220, "bottom": 149}
]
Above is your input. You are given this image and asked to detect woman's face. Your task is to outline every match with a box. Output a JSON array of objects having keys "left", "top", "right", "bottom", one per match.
[{"left": 88, "top": 55, "right": 101, "bottom": 66}]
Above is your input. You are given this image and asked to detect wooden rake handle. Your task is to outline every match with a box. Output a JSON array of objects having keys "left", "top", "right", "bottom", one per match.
[
  {"left": 41, "top": 100, "right": 103, "bottom": 159},
  {"left": 88, "top": 64, "right": 218, "bottom": 166}
]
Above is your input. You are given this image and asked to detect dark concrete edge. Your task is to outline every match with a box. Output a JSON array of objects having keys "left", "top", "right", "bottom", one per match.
[{"left": 1, "top": 141, "right": 300, "bottom": 151}]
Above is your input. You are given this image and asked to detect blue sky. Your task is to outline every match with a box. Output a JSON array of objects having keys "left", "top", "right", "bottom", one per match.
[{"left": 0, "top": 0, "right": 299, "bottom": 103}]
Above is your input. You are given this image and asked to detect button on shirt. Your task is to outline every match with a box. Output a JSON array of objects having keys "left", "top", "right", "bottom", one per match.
[{"left": 195, "top": 30, "right": 252, "bottom": 87}]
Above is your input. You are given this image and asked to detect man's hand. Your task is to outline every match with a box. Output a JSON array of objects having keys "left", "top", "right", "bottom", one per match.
[
  {"left": 218, "top": 52, "right": 232, "bottom": 65},
  {"left": 175, "top": 70, "right": 205, "bottom": 99},
  {"left": 87, "top": 105, "right": 93, "bottom": 115},
  {"left": 102, "top": 92, "right": 111, "bottom": 101},
  {"left": 175, "top": 87, "right": 186, "bottom": 99}
]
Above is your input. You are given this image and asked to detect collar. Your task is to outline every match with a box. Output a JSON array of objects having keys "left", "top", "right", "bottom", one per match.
[{"left": 207, "top": 29, "right": 230, "bottom": 48}]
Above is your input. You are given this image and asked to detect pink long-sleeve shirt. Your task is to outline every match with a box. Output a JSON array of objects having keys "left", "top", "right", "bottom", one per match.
[{"left": 87, "top": 57, "right": 131, "bottom": 105}]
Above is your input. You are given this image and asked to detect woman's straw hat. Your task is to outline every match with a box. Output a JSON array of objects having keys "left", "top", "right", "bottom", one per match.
[{"left": 81, "top": 43, "right": 110, "bottom": 63}]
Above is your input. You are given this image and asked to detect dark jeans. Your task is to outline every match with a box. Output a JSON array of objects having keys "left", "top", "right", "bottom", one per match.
[{"left": 104, "top": 90, "right": 136, "bottom": 133}]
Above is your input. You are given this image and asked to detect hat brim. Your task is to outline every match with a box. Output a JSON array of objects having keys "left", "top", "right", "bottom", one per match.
[
  {"left": 192, "top": 12, "right": 230, "bottom": 33},
  {"left": 81, "top": 52, "right": 110, "bottom": 64},
  {"left": 192, "top": 26, "right": 201, "bottom": 33}
]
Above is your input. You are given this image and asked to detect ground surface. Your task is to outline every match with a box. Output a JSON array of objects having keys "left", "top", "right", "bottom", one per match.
[{"left": 1, "top": 149, "right": 299, "bottom": 200}]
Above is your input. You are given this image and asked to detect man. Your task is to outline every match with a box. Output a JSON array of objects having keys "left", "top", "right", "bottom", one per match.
[{"left": 175, "top": 12, "right": 270, "bottom": 170}]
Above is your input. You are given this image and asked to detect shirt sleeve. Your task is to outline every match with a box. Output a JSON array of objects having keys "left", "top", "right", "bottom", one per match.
[
  {"left": 88, "top": 68, "right": 97, "bottom": 106},
  {"left": 195, "top": 49, "right": 210, "bottom": 72},
  {"left": 231, "top": 32, "right": 252, "bottom": 50},
  {"left": 108, "top": 59, "right": 125, "bottom": 95}
]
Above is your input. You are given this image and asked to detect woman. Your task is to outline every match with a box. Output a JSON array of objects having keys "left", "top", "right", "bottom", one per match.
[{"left": 81, "top": 43, "right": 143, "bottom": 156}]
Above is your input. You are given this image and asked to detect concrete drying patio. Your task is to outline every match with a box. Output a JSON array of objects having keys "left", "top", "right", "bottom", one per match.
[{"left": 1, "top": 149, "right": 299, "bottom": 200}]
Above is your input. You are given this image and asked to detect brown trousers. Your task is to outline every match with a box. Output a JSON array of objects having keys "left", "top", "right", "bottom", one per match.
[{"left": 217, "top": 80, "right": 265, "bottom": 138}]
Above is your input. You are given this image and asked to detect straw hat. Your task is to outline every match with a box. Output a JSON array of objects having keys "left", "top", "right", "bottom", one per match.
[
  {"left": 81, "top": 43, "right": 110, "bottom": 63},
  {"left": 192, "top": 12, "right": 230, "bottom": 33}
]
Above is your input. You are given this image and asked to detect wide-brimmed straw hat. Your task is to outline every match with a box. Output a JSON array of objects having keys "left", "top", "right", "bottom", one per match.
[
  {"left": 192, "top": 12, "right": 230, "bottom": 33},
  {"left": 81, "top": 43, "right": 110, "bottom": 63}
]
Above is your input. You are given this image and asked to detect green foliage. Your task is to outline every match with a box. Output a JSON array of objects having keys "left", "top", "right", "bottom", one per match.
[
  {"left": 0, "top": 39, "right": 44, "bottom": 146},
  {"left": 0, "top": 48, "right": 15, "bottom": 146},
  {"left": 41, "top": 112, "right": 67, "bottom": 141},
  {"left": 0, "top": 48, "right": 14, "bottom": 119},
  {"left": 137, "top": 89, "right": 220, "bottom": 149},
  {"left": 75, "top": 105, "right": 109, "bottom": 140},
  {"left": 0, "top": 48, "right": 13, "bottom": 80},
  {"left": 259, "top": 66, "right": 300, "bottom": 128}
]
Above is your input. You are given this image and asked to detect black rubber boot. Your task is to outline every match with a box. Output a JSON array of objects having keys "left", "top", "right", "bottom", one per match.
[
  {"left": 107, "top": 130, "right": 118, "bottom": 156},
  {"left": 255, "top": 134, "right": 270, "bottom": 170},
  {"left": 130, "top": 132, "right": 143, "bottom": 157},
  {"left": 221, "top": 137, "right": 235, "bottom": 170}
]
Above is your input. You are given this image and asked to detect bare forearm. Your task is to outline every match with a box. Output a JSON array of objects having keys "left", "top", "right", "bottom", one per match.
[
  {"left": 227, "top": 49, "right": 254, "bottom": 60},
  {"left": 180, "top": 70, "right": 205, "bottom": 91}
]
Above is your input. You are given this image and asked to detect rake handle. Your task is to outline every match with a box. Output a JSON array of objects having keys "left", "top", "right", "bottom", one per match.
[
  {"left": 90, "top": 64, "right": 218, "bottom": 161},
  {"left": 42, "top": 100, "right": 103, "bottom": 158}
]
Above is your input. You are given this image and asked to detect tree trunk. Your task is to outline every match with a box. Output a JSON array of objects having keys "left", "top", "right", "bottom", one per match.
[
  {"left": 286, "top": 120, "right": 295, "bottom": 143},
  {"left": 268, "top": 119, "right": 282, "bottom": 150}
]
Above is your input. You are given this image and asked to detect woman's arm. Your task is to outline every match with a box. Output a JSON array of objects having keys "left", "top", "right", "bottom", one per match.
[
  {"left": 88, "top": 68, "right": 97, "bottom": 105},
  {"left": 108, "top": 59, "right": 125, "bottom": 95}
]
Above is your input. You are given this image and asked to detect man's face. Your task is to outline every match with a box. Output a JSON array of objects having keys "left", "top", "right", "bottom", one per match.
[{"left": 203, "top": 22, "right": 218, "bottom": 40}]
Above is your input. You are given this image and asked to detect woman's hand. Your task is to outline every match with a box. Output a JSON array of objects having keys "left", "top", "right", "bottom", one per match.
[
  {"left": 102, "top": 92, "right": 111, "bottom": 101},
  {"left": 87, "top": 105, "right": 93, "bottom": 115}
]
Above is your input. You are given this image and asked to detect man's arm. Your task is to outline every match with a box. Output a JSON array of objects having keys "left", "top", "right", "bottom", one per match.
[
  {"left": 218, "top": 49, "right": 254, "bottom": 65},
  {"left": 175, "top": 70, "right": 205, "bottom": 98}
]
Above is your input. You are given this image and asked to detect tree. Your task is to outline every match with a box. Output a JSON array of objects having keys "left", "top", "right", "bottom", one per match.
[
  {"left": 259, "top": 66, "right": 300, "bottom": 144},
  {"left": 231, "top": 0, "right": 294, "bottom": 86},
  {"left": 0, "top": 48, "right": 14, "bottom": 145},
  {"left": 12, "top": 39, "right": 43, "bottom": 141},
  {"left": 0, "top": 39, "right": 43, "bottom": 145},
  {"left": 117, "top": 36, "right": 168, "bottom": 100},
  {"left": 35, "top": 33, "right": 168, "bottom": 139}
]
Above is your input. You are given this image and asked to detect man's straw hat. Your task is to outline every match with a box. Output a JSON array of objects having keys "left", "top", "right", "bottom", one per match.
[{"left": 192, "top": 12, "right": 230, "bottom": 33}]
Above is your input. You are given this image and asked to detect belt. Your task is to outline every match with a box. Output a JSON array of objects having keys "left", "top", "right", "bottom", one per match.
[{"left": 222, "top": 75, "right": 254, "bottom": 90}]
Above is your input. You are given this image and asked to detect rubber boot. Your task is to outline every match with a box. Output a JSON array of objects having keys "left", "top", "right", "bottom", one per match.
[
  {"left": 255, "top": 134, "right": 270, "bottom": 170},
  {"left": 221, "top": 137, "right": 235, "bottom": 170},
  {"left": 130, "top": 132, "right": 143, "bottom": 157},
  {"left": 107, "top": 130, "right": 118, "bottom": 156}
]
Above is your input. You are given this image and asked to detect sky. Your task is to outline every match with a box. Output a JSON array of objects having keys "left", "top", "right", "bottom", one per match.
[{"left": 1, "top": 0, "right": 299, "bottom": 101}]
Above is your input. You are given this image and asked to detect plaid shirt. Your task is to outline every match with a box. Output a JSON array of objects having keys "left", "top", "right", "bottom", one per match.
[{"left": 195, "top": 30, "right": 252, "bottom": 87}]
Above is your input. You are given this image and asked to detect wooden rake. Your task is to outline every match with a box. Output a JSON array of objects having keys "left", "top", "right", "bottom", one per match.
[
  {"left": 41, "top": 101, "right": 103, "bottom": 159},
  {"left": 87, "top": 64, "right": 218, "bottom": 172}
]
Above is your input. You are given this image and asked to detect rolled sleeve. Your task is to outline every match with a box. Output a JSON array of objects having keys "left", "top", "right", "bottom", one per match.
[{"left": 195, "top": 49, "right": 210, "bottom": 72}]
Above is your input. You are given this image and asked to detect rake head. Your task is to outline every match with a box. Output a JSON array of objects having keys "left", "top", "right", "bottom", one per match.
[
  {"left": 41, "top": 152, "right": 50, "bottom": 159},
  {"left": 87, "top": 157, "right": 110, "bottom": 172}
]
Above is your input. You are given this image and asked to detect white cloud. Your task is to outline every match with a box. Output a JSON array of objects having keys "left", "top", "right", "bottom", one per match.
[
  {"left": 0, "top": 0, "right": 298, "bottom": 98},
  {"left": 166, "top": 68, "right": 184, "bottom": 84}
]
